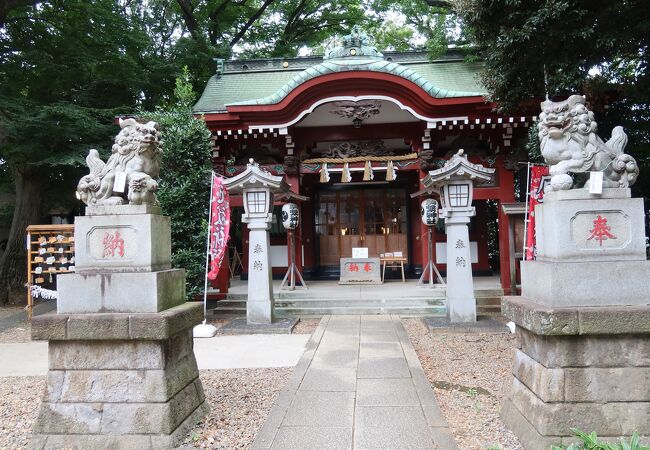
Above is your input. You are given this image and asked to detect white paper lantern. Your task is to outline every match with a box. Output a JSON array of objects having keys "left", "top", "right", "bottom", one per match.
[
  {"left": 281, "top": 203, "right": 300, "bottom": 229},
  {"left": 420, "top": 199, "right": 439, "bottom": 226}
]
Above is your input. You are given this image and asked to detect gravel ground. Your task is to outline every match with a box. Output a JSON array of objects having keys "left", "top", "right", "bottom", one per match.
[
  {"left": 402, "top": 318, "right": 522, "bottom": 450},
  {"left": 0, "top": 369, "right": 291, "bottom": 450},
  {"left": 292, "top": 317, "right": 320, "bottom": 334},
  {"left": 0, "top": 324, "right": 30, "bottom": 343},
  {"left": 0, "top": 376, "right": 45, "bottom": 449},
  {"left": 181, "top": 368, "right": 292, "bottom": 449}
]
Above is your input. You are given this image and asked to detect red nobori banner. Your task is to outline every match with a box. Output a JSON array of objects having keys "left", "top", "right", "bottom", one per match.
[
  {"left": 525, "top": 166, "right": 550, "bottom": 261},
  {"left": 207, "top": 173, "right": 230, "bottom": 280}
]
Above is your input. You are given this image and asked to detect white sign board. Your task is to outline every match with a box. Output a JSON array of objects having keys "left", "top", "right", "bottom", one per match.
[
  {"left": 112, "top": 171, "right": 127, "bottom": 193},
  {"left": 352, "top": 247, "right": 369, "bottom": 258},
  {"left": 589, "top": 171, "right": 603, "bottom": 194}
]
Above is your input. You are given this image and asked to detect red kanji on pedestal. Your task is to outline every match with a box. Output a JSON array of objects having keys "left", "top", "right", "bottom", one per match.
[
  {"left": 363, "top": 263, "right": 371, "bottom": 272},
  {"left": 102, "top": 231, "right": 125, "bottom": 257},
  {"left": 587, "top": 215, "right": 616, "bottom": 246},
  {"left": 348, "top": 263, "right": 359, "bottom": 272}
]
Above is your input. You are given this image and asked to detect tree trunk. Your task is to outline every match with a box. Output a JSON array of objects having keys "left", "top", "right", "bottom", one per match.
[{"left": 0, "top": 168, "right": 43, "bottom": 304}]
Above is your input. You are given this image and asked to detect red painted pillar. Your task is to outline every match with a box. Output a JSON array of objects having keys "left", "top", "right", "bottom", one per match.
[
  {"left": 418, "top": 169, "right": 429, "bottom": 277},
  {"left": 285, "top": 174, "right": 303, "bottom": 271},
  {"left": 498, "top": 204, "right": 512, "bottom": 294},
  {"left": 496, "top": 161, "right": 516, "bottom": 294}
]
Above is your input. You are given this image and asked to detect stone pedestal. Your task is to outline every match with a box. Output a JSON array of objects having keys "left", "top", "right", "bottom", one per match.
[
  {"left": 502, "top": 189, "right": 650, "bottom": 448},
  {"left": 443, "top": 211, "right": 476, "bottom": 323},
  {"left": 31, "top": 207, "right": 208, "bottom": 449},
  {"left": 246, "top": 221, "right": 274, "bottom": 324},
  {"left": 501, "top": 298, "right": 650, "bottom": 449}
]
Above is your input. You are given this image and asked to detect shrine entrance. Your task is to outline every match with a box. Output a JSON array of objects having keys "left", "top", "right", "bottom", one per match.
[{"left": 315, "top": 186, "right": 409, "bottom": 270}]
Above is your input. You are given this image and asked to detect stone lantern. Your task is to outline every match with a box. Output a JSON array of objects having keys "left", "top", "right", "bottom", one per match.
[
  {"left": 422, "top": 149, "right": 495, "bottom": 322},
  {"left": 223, "top": 159, "right": 290, "bottom": 324}
]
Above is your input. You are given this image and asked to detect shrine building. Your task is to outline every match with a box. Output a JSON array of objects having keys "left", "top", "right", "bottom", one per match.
[{"left": 194, "top": 29, "right": 535, "bottom": 295}]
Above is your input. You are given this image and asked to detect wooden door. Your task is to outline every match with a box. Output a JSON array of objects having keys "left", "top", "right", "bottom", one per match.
[{"left": 316, "top": 188, "right": 408, "bottom": 267}]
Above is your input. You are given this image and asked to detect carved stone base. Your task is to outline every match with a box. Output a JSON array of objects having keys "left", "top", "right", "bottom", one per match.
[
  {"left": 31, "top": 304, "right": 207, "bottom": 450},
  {"left": 501, "top": 297, "right": 650, "bottom": 449}
]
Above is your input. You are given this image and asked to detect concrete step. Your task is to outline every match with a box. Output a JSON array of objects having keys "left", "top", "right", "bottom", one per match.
[
  {"left": 276, "top": 306, "right": 447, "bottom": 316},
  {"left": 212, "top": 300, "right": 447, "bottom": 317},
  {"left": 212, "top": 289, "right": 503, "bottom": 317}
]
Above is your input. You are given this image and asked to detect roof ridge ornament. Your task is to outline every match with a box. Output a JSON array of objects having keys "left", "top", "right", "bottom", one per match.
[{"left": 324, "top": 25, "right": 384, "bottom": 61}]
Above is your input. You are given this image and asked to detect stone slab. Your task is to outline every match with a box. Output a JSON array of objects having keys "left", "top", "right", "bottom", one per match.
[
  {"left": 508, "top": 376, "right": 650, "bottom": 436},
  {"left": 502, "top": 297, "right": 650, "bottom": 336},
  {"left": 544, "top": 188, "right": 632, "bottom": 201},
  {"left": 32, "top": 302, "right": 203, "bottom": 341},
  {"left": 521, "top": 260, "right": 650, "bottom": 307},
  {"left": 218, "top": 317, "right": 298, "bottom": 334},
  {"left": 359, "top": 341, "right": 403, "bottom": 358},
  {"left": 85, "top": 204, "right": 162, "bottom": 216},
  {"left": 534, "top": 193, "right": 646, "bottom": 262},
  {"left": 74, "top": 213, "right": 171, "bottom": 273},
  {"left": 501, "top": 400, "right": 564, "bottom": 450},
  {"left": 511, "top": 349, "right": 564, "bottom": 402},
  {"left": 501, "top": 296, "right": 579, "bottom": 335},
  {"left": 353, "top": 406, "right": 433, "bottom": 449},
  {"left": 32, "top": 401, "right": 209, "bottom": 450},
  {"left": 270, "top": 426, "right": 353, "bottom": 450},
  {"left": 310, "top": 347, "right": 358, "bottom": 368},
  {"left": 250, "top": 317, "right": 331, "bottom": 450},
  {"left": 356, "top": 378, "right": 420, "bottom": 406},
  {"left": 299, "top": 367, "right": 357, "bottom": 392},
  {"left": 282, "top": 391, "right": 355, "bottom": 427},
  {"left": 57, "top": 269, "right": 185, "bottom": 314},
  {"left": 339, "top": 257, "right": 382, "bottom": 284},
  {"left": 424, "top": 315, "right": 509, "bottom": 333},
  {"left": 49, "top": 340, "right": 166, "bottom": 370},
  {"left": 515, "top": 327, "right": 650, "bottom": 368},
  {"left": 357, "top": 356, "right": 411, "bottom": 378},
  {"left": 359, "top": 329, "right": 399, "bottom": 343},
  {"left": 563, "top": 367, "right": 650, "bottom": 402}
]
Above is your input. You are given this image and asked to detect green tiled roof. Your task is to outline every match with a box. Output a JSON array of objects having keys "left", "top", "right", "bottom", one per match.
[{"left": 193, "top": 53, "right": 486, "bottom": 113}]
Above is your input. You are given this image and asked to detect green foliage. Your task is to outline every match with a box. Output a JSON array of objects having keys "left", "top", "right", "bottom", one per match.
[
  {"left": 455, "top": 1, "right": 649, "bottom": 110},
  {"left": 552, "top": 429, "right": 648, "bottom": 450},
  {"left": 145, "top": 69, "right": 212, "bottom": 300},
  {"left": 526, "top": 125, "right": 543, "bottom": 164},
  {"left": 365, "top": 0, "right": 464, "bottom": 58},
  {"left": 455, "top": 1, "right": 650, "bottom": 201}
]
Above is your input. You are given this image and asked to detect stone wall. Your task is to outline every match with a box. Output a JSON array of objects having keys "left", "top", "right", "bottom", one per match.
[{"left": 501, "top": 297, "right": 650, "bottom": 449}]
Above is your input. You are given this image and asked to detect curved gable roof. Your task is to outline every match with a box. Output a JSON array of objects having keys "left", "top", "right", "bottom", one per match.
[
  {"left": 226, "top": 57, "right": 485, "bottom": 107},
  {"left": 194, "top": 28, "right": 486, "bottom": 114},
  {"left": 193, "top": 56, "right": 486, "bottom": 114}
]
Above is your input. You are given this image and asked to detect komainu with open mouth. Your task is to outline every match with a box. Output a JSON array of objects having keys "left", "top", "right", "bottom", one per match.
[{"left": 538, "top": 95, "right": 639, "bottom": 192}]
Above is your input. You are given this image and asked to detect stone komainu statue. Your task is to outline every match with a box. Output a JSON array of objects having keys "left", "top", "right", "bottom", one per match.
[
  {"left": 77, "top": 118, "right": 161, "bottom": 206},
  {"left": 538, "top": 95, "right": 639, "bottom": 192}
]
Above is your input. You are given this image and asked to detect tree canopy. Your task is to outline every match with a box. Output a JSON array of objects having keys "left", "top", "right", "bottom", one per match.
[{"left": 455, "top": 0, "right": 650, "bottom": 198}]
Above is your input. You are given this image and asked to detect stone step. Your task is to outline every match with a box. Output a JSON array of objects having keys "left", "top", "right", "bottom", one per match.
[
  {"left": 276, "top": 306, "right": 447, "bottom": 316},
  {"left": 212, "top": 290, "right": 503, "bottom": 317},
  {"left": 224, "top": 292, "right": 447, "bottom": 301}
]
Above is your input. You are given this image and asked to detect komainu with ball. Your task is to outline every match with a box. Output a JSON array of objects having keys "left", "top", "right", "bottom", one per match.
[
  {"left": 77, "top": 118, "right": 161, "bottom": 206},
  {"left": 538, "top": 95, "right": 639, "bottom": 192}
]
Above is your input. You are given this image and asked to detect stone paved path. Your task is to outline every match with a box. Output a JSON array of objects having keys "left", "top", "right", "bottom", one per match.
[{"left": 252, "top": 315, "right": 458, "bottom": 449}]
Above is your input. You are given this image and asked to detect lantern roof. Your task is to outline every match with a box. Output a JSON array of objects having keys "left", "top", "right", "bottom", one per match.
[
  {"left": 222, "top": 159, "right": 290, "bottom": 194},
  {"left": 422, "top": 149, "right": 495, "bottom": 188}
]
